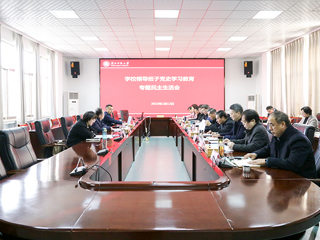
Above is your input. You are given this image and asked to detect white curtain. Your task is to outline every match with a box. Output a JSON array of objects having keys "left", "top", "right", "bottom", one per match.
[
  {"left": 309, "top": 30, "right": 320, "bottom": 115},
  {"left": 35, "top": 43, "right": 42, "bottom": 119},
  {"left": 0, "top": 24, "right": 3, "bottom": 129},
  {"left": 270, "top": 48, "right": 283, "bottom": 111},
  {"left": 50, "top": 50, "right": 57, "bottom": 118},
  {"left": 285, "top": 38, "right": 304, "bottom": 117},
  {"left": 15, "top": 33, "right": 25, "bottom": 124}
]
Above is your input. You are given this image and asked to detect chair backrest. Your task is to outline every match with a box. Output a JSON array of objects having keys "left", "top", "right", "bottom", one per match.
[
  {"left": 314, "top": 135, "right": 320, "bottom": 178},
  {"left": 293, "top": 123, "right": 315, "bottom": 145},
  {"left": 0, "top": 156, "right": 7, "bottom": 180},
  {"left": 35, "top": 119, "right": 56, "bottom": 145},
  {"left": 51, "top": 118, "right": 60, "bottom": 127},
  {"left": 60, "top": 116, "right": 74, "bottom": 138},
  {"left": 72, "top": 115, "right": 77, "bottom": 124},
  {"left": 120, "top": 110, "right": 129, "bottom": 123},
  {"left": 113, "top": 110, "right": 119, "bottom": 120},
  {"left": 317, "top": 113, "right": 320, "bottom": 121},
  {"left": 0, "top": 126, "right": 37, "bottom": 171},
  {"left": 18, "top": 123, "right": 30, "bottom": 131},
  {"left": 29, "top": 122, "right": 35, "bottom": 130}
]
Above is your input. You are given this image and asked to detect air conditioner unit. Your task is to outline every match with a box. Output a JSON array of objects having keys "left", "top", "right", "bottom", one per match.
[
  {"left": 64, "top": 92, "right": 79, "bottom": 116},
  {"left": 247, "top": 94, "right": 257, "bottom": 110}
]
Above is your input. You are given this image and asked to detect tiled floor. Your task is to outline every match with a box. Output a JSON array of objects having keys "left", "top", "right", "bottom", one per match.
[{"left": 125, "top": 136, "right": 190, "bottom": 181}]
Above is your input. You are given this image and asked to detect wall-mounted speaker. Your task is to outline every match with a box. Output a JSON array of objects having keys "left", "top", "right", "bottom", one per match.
[
  {"left": 244, "top": 61, "right": 253, "bottom": 78},
  {"left": 71, "top": 62, "right": 80, "bottom": 78}
]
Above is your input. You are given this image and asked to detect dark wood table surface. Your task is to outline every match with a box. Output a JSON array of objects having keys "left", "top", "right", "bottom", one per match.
[{"left": 0, "top": 118, "right": 320, "bottom": 240}]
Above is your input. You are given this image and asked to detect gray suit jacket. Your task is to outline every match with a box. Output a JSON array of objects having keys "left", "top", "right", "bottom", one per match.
[
  {"left": 232, "top": 123, "right": 270, "bottom": 152},
  {"left": 299, "top": 115, "right": 319, "bottom": 132}
]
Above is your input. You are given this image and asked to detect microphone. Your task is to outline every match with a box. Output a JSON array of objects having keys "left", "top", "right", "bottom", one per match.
[{"left": 70, "top": 158, "right": 87, "bottom": 176}]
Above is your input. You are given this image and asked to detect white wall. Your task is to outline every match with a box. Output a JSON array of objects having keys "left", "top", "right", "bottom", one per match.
[
  {"left": 225, "top": 58, "right": 265, "bottom": 115},
  {"left": 61, "top": 57, "right": 268, "bottom": 116},
  {"left": 63, "top": 58, "right": 100, "bottom": 115}
]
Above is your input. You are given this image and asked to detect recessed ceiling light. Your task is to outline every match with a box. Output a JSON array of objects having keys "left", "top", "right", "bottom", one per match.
[
  {"left": 50, "top": 10, "right": 79, "bottom": 19},
  {"left": 252, "top": 11, "right": 282, "bottom": 19},
  {"left": 155, "top": 10, "right": 179, "bottom": 18},
  {"left": 228, "top": 37, "right": 247, "bottom": 41},
  {"left": 155, "top": 36, "right": 173, "bottom": 41},
  {"left": 81, "top": 37, "right": 99, "bottom": 41},
  {"left": 94, "top": 48, "right": 109, "bottom": 51},
  {"left": 156, "top": 48, "right": 170, "bottom": 51},
  {"left": 216, "top": 48, "right": 231, "bottom": 51}
]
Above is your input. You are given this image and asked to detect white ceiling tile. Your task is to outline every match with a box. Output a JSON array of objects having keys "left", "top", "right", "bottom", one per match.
[
  {"left": 289, "top": 1, "right": 320, "bottom": 12},
  {"left": 228, "top": 10, "right": 258, "bottom": 19},
  {"left": 111, "top": 26, "right": 134, "bottom": 31},
  {"left": 175, "top": 25, "right": 198, "bottom": 31},
  {"left": 155, "top": 26, "right": 176, "bottom": 31},
  {"left": 131, "top": 18, "right": 154, "bottom": 26},
  {"left": 196, "top": 25, "right": 220, "bottom": 32},
  {"left": 59, "top": 18, "right": 86, "bottom": 26},
  {"left": 75, "top": 10, "right": 105, "bottom": 19},
  {"left": 154, "top": 0, "right": 182, "bottom": 10},
  {"left": 83, "top": 18, "right": 109, "bottom": 26},
  {"left": 38, "top": 0, "right": 72, "bottom": 10},
  {"left": 67, "top": 26, "right": 92, "bottom": 31},
  {"left": 204, "top": 11, "right": 232, "bottom": 18},
  {"left": 208, "top": 1, "right": 241, "bottom": 11},
  {"left": 67, "top": 0, "right": 100, "bottom": 10},
  {"left": 125, "top": 0, "right": 153, "bottom": 9},
  {"left": 102, "top": 10, "right": 129, "bottom": 19},
  {"left": 133, "top": 26, "right": 155, "bottom": 32},
  {"left": 200, "top": 18, "right": 225, "bottom": 26},
  {"left": 108, "top": 18, "right": 132, "bottom": 26},
  {"left": 155, "top": 19, "right": 178, "bottom": 26},
  {"left": 95, "top": 0, "right": 126, "bottom": 10},
  {"left": 235, "top": 1, "right": 268, "bottom": 11},
  {"left": 178, "top": 18, "right": 202, "bottom": 26},
  {"left": 214, "top": 31, "right": 235, "bottom": 37},
  {"left": 222, "top": 19, "right": 248, "bottom": 26},
  {"left": 128, "top": 10, "right": 153, "bottom": 18},
  {"left": 179, "top": 10, "right": 206, "bottom": 18},
  {"left": 89, "top": 26, "right": 113, "bottom": 32},
  {"left": 181, "top": 0, "right": 211, "bottom": 10}
]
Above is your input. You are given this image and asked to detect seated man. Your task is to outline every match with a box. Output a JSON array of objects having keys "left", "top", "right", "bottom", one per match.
[
  {"left": 205, "top": 108, "right": 219, "bottom": 132},
  {"left": 245, "top": 111, "right": 317, "bottom": 178},
  {"left": 216, "top": 110, "right": 234, "bottom": 134},
  {"left": 219, "top": 103, "right": 245, "bottom": 140},
  {"left": 198, "top": 104, "right": 209, "bottom": 121},
  {"left": 102, "top": 104, "right": 123, "bottom": 126},
  {"left": 224, "top": 109, "right": 269, "bottom": 152},
  {"left": 299, "top": 106, "right": 319, "bottom": 131},
  {"left": 197, "top": 105, "right": 204, "bottom": 121},
  {"left": 266, "top": 105, "right": 278, "bottom": 131},
  {"left": 92, "top": 107, "right": 111, "bottom": 133}
]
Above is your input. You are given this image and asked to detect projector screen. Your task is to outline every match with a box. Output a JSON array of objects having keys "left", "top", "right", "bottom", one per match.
[{"left": 100, "top": 59, "right": 225, "bottom": 117}]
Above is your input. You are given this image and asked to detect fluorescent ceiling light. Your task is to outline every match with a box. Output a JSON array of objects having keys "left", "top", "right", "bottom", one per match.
[
  {"left": 253, "top": 11, "right": 282, "bottom": 19},
  {"left": 155, "top": 36, "right": 173, "bottom": 41},
  {"left": 228, "top": 37, "right": 247, "bottom": 41},
  {"left": 216, "top": 48, "right": 231, "bottom": 51},
  {"left": 81, "top": 37, "right": 99, "bottom": 41},
  {"left": 94, "top": 48, "right": 109, "bottom": 51},
  {"left": 155, "top": 10, "right": 179, "bottom": 18},
  {"left": 156, "top": 48, "right": 170, "bottom": 51},
  {"left": 50, "top": 10, "right": 79, "bottom": 19}
]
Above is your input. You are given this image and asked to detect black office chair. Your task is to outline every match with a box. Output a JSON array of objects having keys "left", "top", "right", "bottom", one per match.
[
  {"left": 76, "top": 115, "right": 81, "bottom": 121},
  {"left": 35, "top": 119, "right": 57, "bottom": 158},
  {"left": 293, "top": 123, "right": 315, "bottom": 145},
  {"left": 0, "top": 156, "right": 7, "bottom": 180},
  {"left": 120, "top": 110, "right": 129, "bottom": 123},
  {"left": 0, "top": 126, "right": 38, "bottom": 171},
  {"left": 60, "top": 116, "right": 74, "bottom": 139}
]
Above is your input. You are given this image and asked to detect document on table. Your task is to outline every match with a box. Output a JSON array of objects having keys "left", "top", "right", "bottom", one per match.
[{"left": 232, "top": 158, "right": 260, "bottom": 168}]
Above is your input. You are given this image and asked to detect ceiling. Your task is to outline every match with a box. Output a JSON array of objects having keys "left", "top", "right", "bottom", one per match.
[{"left": 1, "top": 0, "right": 320, "bottom": 59}]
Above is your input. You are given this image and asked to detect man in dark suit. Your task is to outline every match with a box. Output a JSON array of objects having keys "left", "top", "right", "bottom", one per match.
[
  {"left": 220, "top": 103, "right": 245, "bottom": 140},
  {"left": 205, "top": 108, "right": 219, "bottom": 132},
  {"left": 245, "top": 111, "right": 317, "bottom": 178},
  {"left": 102, "top": 104, "right": 123, "bottom": 126},
  {"left": 215, "top": 110, "right": 234, "bottom": 134},
  {"left": 92, "top": 107, "right": 111, "bottom": 133}
]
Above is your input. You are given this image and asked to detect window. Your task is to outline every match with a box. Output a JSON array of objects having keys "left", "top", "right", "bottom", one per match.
[
  {"left": 40, "top": 56, "right": 52, "bottom": 118},
  {"left": 1, "top": 41, "right": 20, "bottom": 120},
  {"left": 23, "top": 50, "right": 36, "bottom": 119}
]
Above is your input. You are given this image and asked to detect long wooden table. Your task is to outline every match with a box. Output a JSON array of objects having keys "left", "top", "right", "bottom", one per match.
[{"left": 0, "top": 118, "right": 320, "bottom": 240}]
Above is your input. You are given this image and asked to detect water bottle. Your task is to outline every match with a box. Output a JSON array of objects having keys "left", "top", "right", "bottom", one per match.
[{"left": 102, "top": 128, "right": 107, "bottom": 140}]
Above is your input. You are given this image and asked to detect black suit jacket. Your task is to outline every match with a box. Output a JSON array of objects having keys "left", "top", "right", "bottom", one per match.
[
  {"left": 218, "top": 117, "right": 234, "bottom": 134},
  {"left": 254, "top": 125, "right": 317, "bottom": 178},
  {"left": 66, "top": 119, "right": 96, "bottom": 147},
  {"left": 232, "top": 123, "right": 269, "bottom": 152}
]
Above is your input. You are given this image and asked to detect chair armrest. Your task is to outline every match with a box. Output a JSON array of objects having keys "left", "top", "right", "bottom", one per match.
[{"left": 7, "top": 169, "right": 24, "bottom": 175}]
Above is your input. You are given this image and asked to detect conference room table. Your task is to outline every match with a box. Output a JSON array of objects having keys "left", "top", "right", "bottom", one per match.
[{"left": 0, "top": 117, "right": 320, "bottom": 240}]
